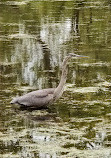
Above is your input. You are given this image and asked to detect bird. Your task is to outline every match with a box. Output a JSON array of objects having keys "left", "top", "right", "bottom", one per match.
[{"left": 10, "top": 53, "right": 88, "bottom": 109}]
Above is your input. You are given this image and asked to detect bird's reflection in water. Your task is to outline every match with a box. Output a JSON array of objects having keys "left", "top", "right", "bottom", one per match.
[
  {"left": 16, "top": 105, "right": 59, "bottom": 122},
  {"left": 29, "top": 113, "right": 58, "bottom": 122}
]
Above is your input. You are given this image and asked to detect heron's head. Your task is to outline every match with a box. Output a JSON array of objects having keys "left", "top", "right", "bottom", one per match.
[
  {"left": 63, "top": 53, "right": 88, "bottom": 67},
  {"left": 68, "top": 53, "right": 88, "bottom": 59}
]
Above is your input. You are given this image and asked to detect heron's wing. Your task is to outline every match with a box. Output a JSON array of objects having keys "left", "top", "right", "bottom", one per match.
[
  {"left": 11, "top": 88, "right": 55, "bottom": 107},
  {"left": 29, "top": 88, "right": 55, "bottom": 98}
]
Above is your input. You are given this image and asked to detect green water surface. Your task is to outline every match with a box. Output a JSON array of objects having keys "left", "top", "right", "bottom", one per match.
[{"left": 0, "top": 0, "right": 111, "bottom": 157}]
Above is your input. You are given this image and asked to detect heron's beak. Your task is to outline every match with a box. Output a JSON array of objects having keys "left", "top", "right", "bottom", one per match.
[{"left": 75, "top": 54, "right": 89, "bottom": 58}]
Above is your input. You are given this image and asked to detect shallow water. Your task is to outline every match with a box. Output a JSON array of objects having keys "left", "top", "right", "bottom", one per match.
[{"left": 0, "top": 0, "right": 111, "bottom": 157}]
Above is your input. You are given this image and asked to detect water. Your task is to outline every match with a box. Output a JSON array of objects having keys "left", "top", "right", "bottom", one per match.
[{"left": 0, "top": 0, "right": 111, "bottom": 157}]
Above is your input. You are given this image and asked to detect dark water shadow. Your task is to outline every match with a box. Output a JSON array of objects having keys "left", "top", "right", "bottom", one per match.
[
  {"left": 12, "top": 104, "right": 60, "bottom": 123},
  {"left": 19, "top": 105, "right": 49, "bottom": 111}
]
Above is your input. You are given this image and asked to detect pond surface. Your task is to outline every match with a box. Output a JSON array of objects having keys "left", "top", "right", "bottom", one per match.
[{"left": 0, "top": 0, "right": 111, "bottom": 157}]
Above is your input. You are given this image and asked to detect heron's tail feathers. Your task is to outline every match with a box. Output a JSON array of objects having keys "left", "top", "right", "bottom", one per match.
[{"left": 10, "top": 98, "right": 18, "bottom": 104}]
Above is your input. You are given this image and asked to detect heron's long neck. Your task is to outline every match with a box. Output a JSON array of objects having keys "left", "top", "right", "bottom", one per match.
[{"left": 53, "top": 57, "right": 70, "bottom": 100}]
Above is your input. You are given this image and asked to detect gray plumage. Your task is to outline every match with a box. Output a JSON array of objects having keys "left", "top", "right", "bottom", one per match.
[
  {"left": 11, "top": 88, "right": 55, "bottom": 108},
  {"left": 10, "top": 53, "right": 87, "bottom": 108}
]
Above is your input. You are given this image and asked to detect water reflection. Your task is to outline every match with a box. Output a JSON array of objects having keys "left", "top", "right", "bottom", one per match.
[
  {"left": 8, "top": 18, "right": 74, "bottom": 87},
  {"left": 1, "top": 0, "right": 111, "bottom": 158}
]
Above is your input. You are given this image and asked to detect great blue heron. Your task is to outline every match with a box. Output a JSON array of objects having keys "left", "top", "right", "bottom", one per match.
[{"left": 10, "top": 53, "right": 87, "bottom": 108}]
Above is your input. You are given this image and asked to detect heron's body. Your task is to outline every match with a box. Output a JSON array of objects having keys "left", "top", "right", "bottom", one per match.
[
  {"left": 11, "top": 88, "right": 55, "bottom": 108},
  {"left": 11, "top": 53, "right": 87, "bottom": 108}
]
